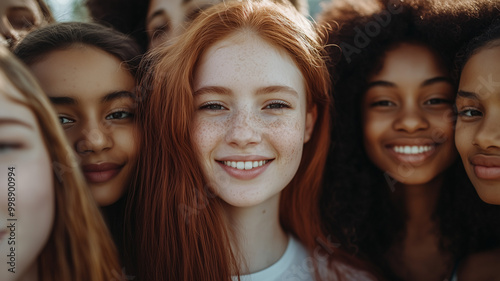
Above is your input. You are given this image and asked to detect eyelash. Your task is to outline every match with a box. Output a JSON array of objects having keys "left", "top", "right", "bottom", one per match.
[
  {"left": 199, "top": 102, "right": 226, "bottom": 111},
  {"left": 0, "top": 143, "right": 22, "bottom": 153},
  {"left": 105, "top": 110, "right": 135, "bottom": 120},
  {"left": 370, "top": 100, "right": 395, "bottom": 107},
  {"left": 57, "top": 109, "right": 134, "bottom": 125},
  {"left": 425, "top": 98, "right": 452, "bottom": 105},
  {"left": 264, "top": 100, "right": 291, "bottom": 110},
  {"left": 458, "top": 108, "right": 483, "bottom": 118}
]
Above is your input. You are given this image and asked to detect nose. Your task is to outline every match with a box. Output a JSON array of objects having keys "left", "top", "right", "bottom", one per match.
[
  {"left": 75, "top": 120, "right": 113, "bottom": 154},
  {"left": 473, "top": 115, "right": 500, "bottom": 151},
  {"left": 393, "top": 106, "right": 429, "bottom": 133},
  {"left": 225, "top": 109, "right": 261, "bottom": 147},
  {"left": 0, "top": 18, "right": 18, "bottom": 49}
]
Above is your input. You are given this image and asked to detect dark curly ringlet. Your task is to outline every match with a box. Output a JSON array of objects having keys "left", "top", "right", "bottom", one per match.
[
  {"left": 13, "top": 22, "right": 142, "bottom": 78},
  {"left": 318, "top": 0, "right": 500, "bottom": 279}
]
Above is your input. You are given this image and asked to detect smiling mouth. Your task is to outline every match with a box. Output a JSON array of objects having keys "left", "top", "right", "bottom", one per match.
[
  {"left": 392, "top": 145, "right": 435, "bottom": 155},
  {"left": 220, "top": 160, "right": 272, "bottom": 170},
  {"left": 386, "top": 144, "right": 437, "bottom": 165}
]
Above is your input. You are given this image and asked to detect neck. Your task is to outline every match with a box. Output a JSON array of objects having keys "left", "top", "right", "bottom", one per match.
[
  {"left": 393, "top": 175, "right": 444, "bottom": 233},
  {"left": 224, "top": 193, "right": 288, "bottom": 275}
]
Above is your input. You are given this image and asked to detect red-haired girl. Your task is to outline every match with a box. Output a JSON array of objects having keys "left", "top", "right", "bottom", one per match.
[{"left": 129, "top": 0, "right": 376, "bottom": 280}]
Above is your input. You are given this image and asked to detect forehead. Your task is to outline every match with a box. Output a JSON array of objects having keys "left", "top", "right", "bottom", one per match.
[
  {"left": 194, "top": 31, "right": 304, "bottom": 92},
  {"left": 29, "top": 45, "right": 135, "bottom": 100},
  {"left": 370, "top": 43, "right": 446, "bottom": 82},
  {"left": 460, "top": 47, "right": 500, "bottom": 90}
]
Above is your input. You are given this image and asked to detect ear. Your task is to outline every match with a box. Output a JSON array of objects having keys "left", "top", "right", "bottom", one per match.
[{"left": 304, "top": 105, "right": 317, "bottom": 143}]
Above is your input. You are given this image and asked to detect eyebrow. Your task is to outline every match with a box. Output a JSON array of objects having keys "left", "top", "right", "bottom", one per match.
[
  {"left": 0, "top": 118, "right": 34, "bottom": 130},
  {"left": 48, "top": 91, "right": 135, "bottom": 106},
  {"left": 456, "top": 90, "right": 479, "bottom": 100},
  {"left": 366, "top": 76, "right": 453, "bottom": 90},
  {"left": 256, "top": 86, "right": 299, "bottom": 98},
  {"left": 101, "top": 91, "right": 136, "bottom": 103},
  {"left": 366, "top": 80, "right": 395, "bottom": 90},
  {"left": 421, "top": 77, "right": 453, "bottom": 87},
  {"left": 49, "top": 96, "right": 77, "bottom": 105},
  {"left": 194, "top": 86, "right": 299, "bottom": 98}
]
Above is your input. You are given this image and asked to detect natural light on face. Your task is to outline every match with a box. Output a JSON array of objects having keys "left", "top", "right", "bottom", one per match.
[
  {"left": 455, "top": 45, "right": 500, "bottom": 204},
  {"left": 28, "top": 45, "right": 139, "bottom": 206},
  {"left": 191, "top": 31, "right": 315, "bottom": 208},
  {"left": 362, "top": 43, "right": 457, "bottom": 185}
]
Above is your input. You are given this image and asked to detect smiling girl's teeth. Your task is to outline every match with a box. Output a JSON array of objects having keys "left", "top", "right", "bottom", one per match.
[
  {"left": 223, "top": 160, "right": 269, "bottom": 170},
  {"left": 393, "top": 145, "right": 433, "bottom": 154}
]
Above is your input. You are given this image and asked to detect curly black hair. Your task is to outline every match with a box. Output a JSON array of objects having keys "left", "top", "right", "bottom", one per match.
[
  {"left": 318, "top": 0, "right": 500, "bottom": 279},
  {"left": 85, "top": 0, "right": 310, "bottom": 53}
]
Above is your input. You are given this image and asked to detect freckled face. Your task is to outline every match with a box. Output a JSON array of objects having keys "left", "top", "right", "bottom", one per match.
[
  {"left": 456, "top": 46, "right": 500, "bottom": 204},
  {"left": 28, "top": 46, "right": 138, "bottom": 206},
  {"left": 362, "top": 43, "right": 457, "bottom": 185},
  {"left": 0, "top": 73, "right": 54, "bottom": 281},
  {"left": 192, "top": 32, "right": 315, "bottom": 208}
]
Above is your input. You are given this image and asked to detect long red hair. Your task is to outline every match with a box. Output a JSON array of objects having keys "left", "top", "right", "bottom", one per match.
[{"left": 129, "top": 0, "right": 370, "bottom": 280}]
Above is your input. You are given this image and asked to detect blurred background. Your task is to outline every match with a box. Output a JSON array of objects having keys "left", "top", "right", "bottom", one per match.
[{"left": 45, "top": 0, "right": 327, "bottom": 22}]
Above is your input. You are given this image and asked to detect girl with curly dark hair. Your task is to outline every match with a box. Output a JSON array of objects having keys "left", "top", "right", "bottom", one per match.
[{"left": 318, "top": 0, "right": 500, "bottom": 280}]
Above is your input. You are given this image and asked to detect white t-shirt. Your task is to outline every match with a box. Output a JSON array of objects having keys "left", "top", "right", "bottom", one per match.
[
  {"left": 233, "top": 236, "right": 316, "bottom": 281},
  {"left": 232, "top": 236, "right": 377, "bottom": 281}
]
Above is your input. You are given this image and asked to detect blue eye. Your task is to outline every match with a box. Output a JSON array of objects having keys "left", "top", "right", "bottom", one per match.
[
  {"left": 265, "top": 101, "right": 291, "bottom": 110},
  {"left": 458, "top": 109, "right": 483, "bottom": 118},
  {"left": 59, "top": 116, "right": 75, "bottom": 125},
  {"left": 200, "top": 103, "right": 226, "bottom": 111},
  {"left": 106, "top": 111, "right": 134, "bottom": 120}
]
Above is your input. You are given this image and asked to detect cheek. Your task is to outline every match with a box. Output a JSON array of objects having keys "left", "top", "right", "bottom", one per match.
[
  {"left": 114, "top": 125, "right": 140, "bottom": 161},
  {"left": 192, "top": 117, "right": 228, "bottom": 158},
  {"left": 267, "top": 117, "right": 305, "bottom": 164},
  {"left": 428, "top": 112, "right": 456, "bottom": 145},
  {"left": 455, "top": 121, "right": 473, "bottom": 157}
]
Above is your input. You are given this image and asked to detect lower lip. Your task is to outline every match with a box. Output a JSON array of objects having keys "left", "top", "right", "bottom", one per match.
[
  {"left": 218, "top": 161, "right": 271, "bottom": 180},
  {"left": 386, "top": 146, "right": 436, "bottom": 165},
  {"left": 83, "top": 167, "right": 122, "bottom": 183},
  {"left": 473, "top": 165, "right": 500, "bottom": 180}
]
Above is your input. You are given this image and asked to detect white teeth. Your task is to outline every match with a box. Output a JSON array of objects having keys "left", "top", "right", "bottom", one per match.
[
  {"left": 393, "top": 145, "right": 433, "bottom": 155},
  {"left": 222, "top": 160, "right": 269, "bottom": 170}
]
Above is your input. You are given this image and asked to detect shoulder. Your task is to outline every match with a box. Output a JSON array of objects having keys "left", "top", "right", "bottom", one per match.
[{"left": 458, "top": 248, "right": 500, "bottom": 281}]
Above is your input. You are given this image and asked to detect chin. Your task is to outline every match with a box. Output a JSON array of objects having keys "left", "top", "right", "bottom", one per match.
[{"left": 474, "top": 183, "right": 500, "bottom": 205}]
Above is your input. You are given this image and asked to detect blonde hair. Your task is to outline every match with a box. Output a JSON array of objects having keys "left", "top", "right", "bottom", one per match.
[{"left": 0, "top": 46, "right": 121, "bottom": 281}]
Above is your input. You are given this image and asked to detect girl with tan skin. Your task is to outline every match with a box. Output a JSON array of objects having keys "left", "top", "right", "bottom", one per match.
[
  {"left": 14, "top": 22, "right": 142, "bottom": 261},
  {"left": 128, "top": 0, "right": 377, "bottom": 280},
  {"left": 453, "top": 20, "right": 500, "bottom": 281},
  {"left": 319, "top": 0, "right": 500, "bottom": 280},
  {"left": 0, "top": 45, "right": 121, "bottom": 281}
]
